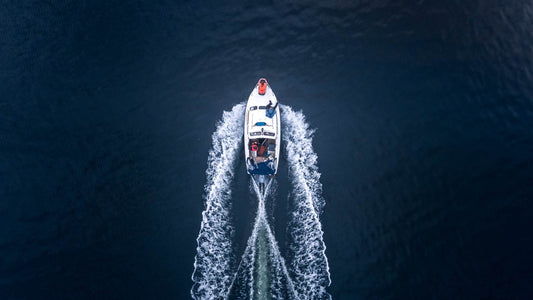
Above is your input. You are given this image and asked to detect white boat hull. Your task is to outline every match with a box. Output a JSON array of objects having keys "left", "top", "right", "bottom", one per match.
[{"left": 244, "top": 79, "right": 281, "bottom": 176}]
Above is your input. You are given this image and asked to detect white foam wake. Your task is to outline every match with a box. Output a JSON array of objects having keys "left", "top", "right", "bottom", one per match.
[
  {"left": 192, "top": 103, "right": 331, "bottom": 299},
  {"left": 191, "top": 103, "right": 245, "bottom": 300},
  {"left": 227, "top": 179, "right": 297, "bottom": 299},
  {"left": 281, "top": 105, "right": 332, "bottom": 300}
]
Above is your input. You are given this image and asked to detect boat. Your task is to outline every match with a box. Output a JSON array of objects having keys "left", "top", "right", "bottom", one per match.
[{"left": 244, "top": 78, "right": 281, "bottom": 187}]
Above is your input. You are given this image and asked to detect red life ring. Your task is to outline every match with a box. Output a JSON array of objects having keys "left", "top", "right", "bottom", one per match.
[{"left": 251, "top": 144, "right": 258, "bottom": 151}]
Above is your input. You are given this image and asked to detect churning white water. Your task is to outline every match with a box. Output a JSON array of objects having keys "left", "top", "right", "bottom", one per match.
[
  {"left": 282, "top": 105, "right": 331, "bottom": 300},
  {"left": 227, "top": 178, "right": 297, "bottom": 299},
  {"left": 192, "top": 103, "right": 330, "bottom": 300},
  {"left": 191, "top": 103, "right": 245, "bottom": 299}
]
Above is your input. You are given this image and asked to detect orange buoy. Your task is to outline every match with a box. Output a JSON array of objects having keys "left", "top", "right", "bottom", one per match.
[{"left": 258, "top": 78, "right": 267, "bottom": 95}]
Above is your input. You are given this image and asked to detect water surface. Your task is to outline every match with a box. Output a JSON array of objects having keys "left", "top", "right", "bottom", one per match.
[{"left": 1, "top": 0, "right": 532, "bottom": 299}]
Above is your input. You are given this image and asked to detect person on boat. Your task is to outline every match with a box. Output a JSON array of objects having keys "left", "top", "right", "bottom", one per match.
[
  {"left": 258, "top": 144, "right": 266, "bottom": 157},
  {"left": 258, "top": 79, "right": 267, "bottom": 95},
  {"left": 265, "top": 100, "right": 278, "bottom": 118}
]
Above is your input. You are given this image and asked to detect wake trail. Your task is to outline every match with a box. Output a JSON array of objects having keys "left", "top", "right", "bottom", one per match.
[
  {"left": 191, "top": 103, "right": 245, "bottom": 300},
  {"left": 282, "top": 105, "right": 332, "bottom": 300},
  {"left": 227, "top": 178, "right": 297, "bottom": 299},
  {"left": 192, "top": 102, "right": 331, "bottom": 299}
]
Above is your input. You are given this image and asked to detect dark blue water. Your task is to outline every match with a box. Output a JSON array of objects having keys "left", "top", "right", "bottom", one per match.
[{"left": 1, "top": 0, "right": 533, "bottom": 299}]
